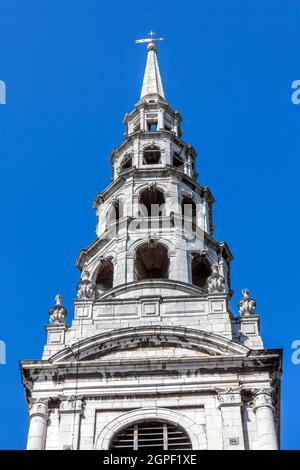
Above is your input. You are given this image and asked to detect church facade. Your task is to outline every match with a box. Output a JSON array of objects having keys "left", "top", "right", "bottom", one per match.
[{"left": 20, "top": 36, "right": 282, "bottom": 451}]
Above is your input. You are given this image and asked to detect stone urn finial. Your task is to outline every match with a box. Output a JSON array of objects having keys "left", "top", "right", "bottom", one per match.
[
  {"left": 49, "top": 294, "right": 67, "bottom": 325},
  {"left": 238, "top": 288, "right": 256, "bottom": 316},
  {"left": 207, "top": 264, "right": 225, "bottom": 293}
]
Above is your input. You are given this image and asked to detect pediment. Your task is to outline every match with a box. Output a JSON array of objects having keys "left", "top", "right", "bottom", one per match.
[
  {"left": 49, "top": 326, "right": 250, "bottom": 363},
  {"left": 95, "top": 345, "right": 210, "bottom": 361}
]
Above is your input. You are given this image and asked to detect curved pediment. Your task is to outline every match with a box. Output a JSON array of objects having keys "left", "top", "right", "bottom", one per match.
[
  {"left": 49, "top": 326, "right": 250, "bottom": 363},
  {"left": 92, "top": 345, "right": 210, "bottom": 361},
  {"left": 98, "top": 279, "right": 207, "bottom": 300}
]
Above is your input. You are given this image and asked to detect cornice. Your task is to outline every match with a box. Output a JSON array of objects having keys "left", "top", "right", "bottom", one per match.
[
  {"left": 110, "top": 129, "right": 196, "bottom": 161},
  {"left": 20, "top": 349, "right": 282, "bottom": 382}
]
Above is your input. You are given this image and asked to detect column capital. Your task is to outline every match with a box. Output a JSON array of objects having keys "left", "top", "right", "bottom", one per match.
[
  {"left": 252, "top": 388, "right": 274, "bottom": 412},
  {"left": 29, "top": 399, "right": 49, "bottom": 418},
  {"left": 216, "top": 387, "right": 242, "bottom": 407},
  {"left": 59, "top": 396, "right": 85, "bottom": 414}
]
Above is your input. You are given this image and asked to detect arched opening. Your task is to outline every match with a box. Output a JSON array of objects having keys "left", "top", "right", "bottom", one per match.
[
  {"left": 173, "top": 152, "right": 184, "bottom": 169},
  {"left": 106, "top": 199, "right": 121, "bottom": 233},
  {"left": 181, "top": 196, "right": 197, "bottom": 229},
  {"left": 134, "top": 242, "right": 169, "bottom": 281},
  {"left": 120, "top": 154, "right": 132, "bottom": 171},
  {"left": 191, "top": 159, "right": 195, "bottom": 173},
  {"left": 139, "top": 187, "right": 165, "bottom": 217},
  {"left": 109, "top": 420, "right": 192, "bottom": 450},
  {"left": 143, "top": 145, "right": 161, "bottom": 165},
  {"left": 191, "top": 254, "right": 211, "bottom": 288},
  {"left": 95, "top": 259, "right": 113, "bottom": 296}
]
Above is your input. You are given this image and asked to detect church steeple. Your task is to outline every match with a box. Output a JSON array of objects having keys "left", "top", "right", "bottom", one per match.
[
  {"left": 123, "top": 32, "right": 183, "bottom": 139},
  {"left": 136, "top": 31, "right": 165, "bottom": 100},
  {"left": 140, "top": 42, "right": 165, "bottom": 99},
  {"left": 20, "top": 35, "right": 281, "bottom": 452}
]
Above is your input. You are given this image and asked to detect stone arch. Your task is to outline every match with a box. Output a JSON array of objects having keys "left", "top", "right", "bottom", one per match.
[
  {"left": 119, "top": 153, "right": 133, "bottom": 171},
  {"left": 95, "top": 408, "right": 207, "bottom": 450},
  {"left": 134, "top": 241, "right": 169, "bottom": 281},
  {"left": 105, "top": 198, "right": 122, "bottom": 233},
  {"left": 49, "top": 325, "right": 250, "bottom": 363},
  {"left": 181, "top": 194, "right": 197, "bottom": 229},
  {"left": 172, "top": 151, "right": 185, "bottom": 169},
  {"left": 94, "top": 258, "right": 114, "bottom": 296},
  {"left": 128, "top": 237, "right": 174, "bottom": 256},
  {"left": 191, "top": 253, "right": 212, "bottom": 288},
  {"left": 88, "top": 250, "right": 116, "bottom": 284},
  {"left": 135, "top": 182, "right": 167, "bottom": 196},
  {"left": 138, "top": 186, "right": 166, "bottom": 217},
  {"left": 110, "top": 420, "right": 192, "bottom": 450},
  {"left": 143, "top": 144, "right": 161, "bottom": 164}
]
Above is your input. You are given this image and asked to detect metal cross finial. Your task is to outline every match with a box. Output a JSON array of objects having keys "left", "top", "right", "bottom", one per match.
[{"left": 135, "top": 31, "right": 164, "bottom": 45}]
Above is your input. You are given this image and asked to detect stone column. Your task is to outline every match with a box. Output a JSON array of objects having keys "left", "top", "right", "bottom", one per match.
[
  {"left": 27, "top": 400, "right": 49, "bottom": 450},
  {"left": 140, "top": 108, "right": 145, "bottom": 131},
  {"left": 252, "top": 389, "right": 278, "bottom": 450},
  {"left": 112, "top": 253, "right": 123, "bottom": 287},
  {"left": 158, "top": 109, "right": 164, "bottom": 130},
  {"left": 126, "top": 252, "right": 135, "bottom": 283},
  {"left": 187, "top": 252, "right": 193, "bottom": 284},
  {"left": 217, "top": 388, "right": 245, "bottom": 449},
  {"left": 187, "top": 154, "right": 192, "bottom": 177}
]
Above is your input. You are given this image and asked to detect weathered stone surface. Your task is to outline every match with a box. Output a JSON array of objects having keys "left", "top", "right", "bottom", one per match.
[{"left": 20, "top": 37, "right": 281, "bottom": 451}]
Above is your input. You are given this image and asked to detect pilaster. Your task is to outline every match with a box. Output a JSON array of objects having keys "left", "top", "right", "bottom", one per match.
[
  {"left": 217, "top": 388, "right": 245, "bottom": 450},
  {"left": 58, "top": 397, "right": 85, "bottom": 450}
]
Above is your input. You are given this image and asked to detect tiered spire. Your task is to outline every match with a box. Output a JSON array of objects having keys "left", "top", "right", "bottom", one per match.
[{"left": 136, "top": 31, "right": 165, "bottom": 99}]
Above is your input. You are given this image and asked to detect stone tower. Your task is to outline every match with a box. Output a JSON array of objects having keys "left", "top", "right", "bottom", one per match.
[{"left": 20, "top": 36, "right": 282, "bottom": 451}]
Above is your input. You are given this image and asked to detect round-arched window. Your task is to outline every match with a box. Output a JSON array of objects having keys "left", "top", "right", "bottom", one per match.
[
  {"left": 143, "top": 146, "right": 161, "bottom": 164},
  {"left": 134, "top": 242, "right": 169, "bottom": 281},
  {"left": 109, "top": 420, "right": 192, "bottom": 450}
]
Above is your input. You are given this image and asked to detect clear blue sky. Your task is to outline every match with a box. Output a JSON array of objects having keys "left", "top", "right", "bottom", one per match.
[{"left": 0, "top": 0, "right": 299, "bottom": 450}]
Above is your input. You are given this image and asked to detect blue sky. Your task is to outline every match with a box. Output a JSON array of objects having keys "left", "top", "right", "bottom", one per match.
[{"left": 0, "top": 0, "right": 299, "bottom": 449}]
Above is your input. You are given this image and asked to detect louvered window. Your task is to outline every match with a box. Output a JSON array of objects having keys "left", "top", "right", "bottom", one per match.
[{"left": 110, "top": 421, "right": 192, "bottom": 450}]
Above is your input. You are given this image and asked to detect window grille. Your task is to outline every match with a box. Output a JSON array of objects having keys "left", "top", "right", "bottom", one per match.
[{"left": 110, "top": 421, "right": 192, "bottom": 450}]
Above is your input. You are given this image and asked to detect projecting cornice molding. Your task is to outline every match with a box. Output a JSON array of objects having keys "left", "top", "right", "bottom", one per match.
[{"left": 48, "top": 326, "right": 250, "bottom": 364}]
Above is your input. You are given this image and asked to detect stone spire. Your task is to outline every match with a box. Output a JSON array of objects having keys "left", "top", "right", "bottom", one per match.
[{"left": 137, "top": 32, "right": 165, "bottom": 99}]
